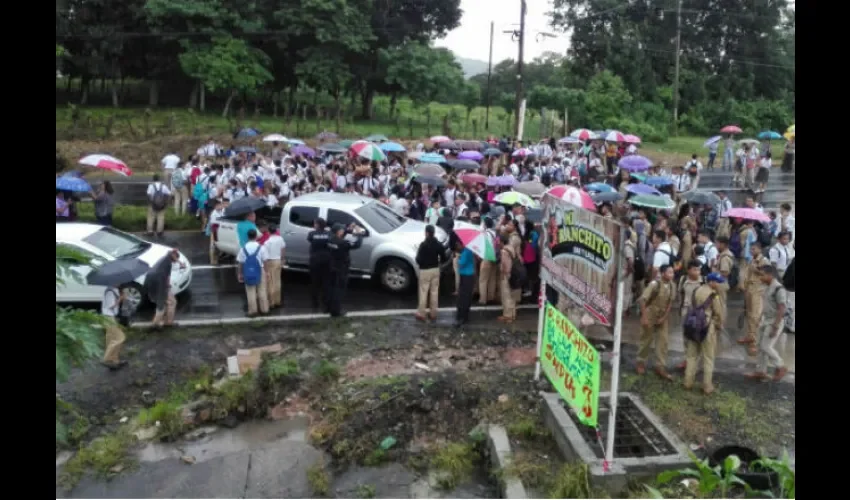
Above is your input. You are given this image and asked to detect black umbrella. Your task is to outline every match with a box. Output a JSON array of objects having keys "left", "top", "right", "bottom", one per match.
[
  {"left": 447, "top": 159, "right": 480, "bottom": 171},
  {"left": 86, "top": 258, "right": 150, "bottom": 287},
  {"left": 526, "top": 208, "right": 543, "bottom": 224},
  {"left": 436, "top": 141, "right": 459, "bottom": 150},
  {"left": 682, "top": 191, "right": 721, "bottom": 205},
  {"left": 457, "top": 140, "right": 484, "bottom": 151},
  {"left": 224, "top": 196, "right": 267, "bottom": 218},
  {"left": 591, "top": 192, "right": 624, "bottom": 203},
  {"left": 415, "top": 176, "right": 447, "bottom": 188},
  {"left": 317, "top": 143, "right": 346, "bottom": 153}
]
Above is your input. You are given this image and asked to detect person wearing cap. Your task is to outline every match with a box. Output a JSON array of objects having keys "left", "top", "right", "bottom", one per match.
[
  {"left": 636, "top": 264, "right": 675, "bottom": 380},
  {"left": 745, "top": 264, "right": 789, "bottom": 382},
  {"left": 684, "top": 272, "right": 725, "bottom": 394},
  {"left": 326, "top": 222, "right": 365, "bottom": 317}
]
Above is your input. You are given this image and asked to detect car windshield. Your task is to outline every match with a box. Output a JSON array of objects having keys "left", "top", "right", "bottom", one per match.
[
  {"left": 83, "top": 227, "right": 151, "bottom": 259},
  {"left": 354, "top": 202, "right": 407, "bottom": 234}
]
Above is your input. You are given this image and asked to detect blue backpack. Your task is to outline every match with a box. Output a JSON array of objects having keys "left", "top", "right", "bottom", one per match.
[{"left": 242, "top": 245, "right": 263, "bottom": 286}]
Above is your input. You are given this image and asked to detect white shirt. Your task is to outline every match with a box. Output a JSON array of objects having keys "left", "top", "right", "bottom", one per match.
[
  {"left": 702, "top": 241, "right": 718, "bottom": 267},
  {"left": 265, "top": 194, "right": 279, "bottom": 208},
  {"left": 237, "top": 240, "right": 269, "bottom": 264},
  {"left": 444, "top": 188, "right": 457, "bottom": 208},
  {"left": 263, "top": 234, "right": 286, "bottom": 261},
  {"left": 161, "top": 154, "right": 180, "bottom": 170},
  {"left": 101, "top": 287, "right": 120, "bottom": 317},
  {"left": 760, "top": 157, "right": 772, "bottom": 169},
  {"left": 778, "top": 214, "right": 795, "bottom": 235},
  {"left": 672, "top": 174, "right": 691, "bottom": 192},
  {"left": 626, "top": 144, "right": 637, "bottom": 154},
  {"left": 717, "top": 198, "right": 732, "bottom": 217},
  {"left": 768, "top": 243, "right": 795, "bottom": 272},
  {"left": 336, "top": 175, "right": 347, "bottom": 190},
  {"left": 209, "top": 208, "right": 224, "bottom": 227},
  {"left": 652, "top": 242, "right": 674, "bottom": 269},
  {"left": 198, "top": 143, "right": 218, "bottom": 157},
  {"left": 685, "top": 159, "right": 703, "bottom": 171},
  {"left": 391, "top": 197, "right": 409, "bottom": 216},
  {"left": 147, "top": 182, "right": 171, "bottom": 198}
]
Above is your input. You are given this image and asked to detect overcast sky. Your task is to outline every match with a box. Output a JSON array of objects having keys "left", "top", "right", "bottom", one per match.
[{"left": 434, "top": 0, "right": 569, "bottom": 63}]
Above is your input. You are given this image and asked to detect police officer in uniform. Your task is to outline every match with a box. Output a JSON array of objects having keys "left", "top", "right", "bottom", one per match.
[
  {"left": 307, "top": 217, "right": 331, "bottom": 311},
  {"left": 327, "top": 222, "right": 365, "bottom": 317}
]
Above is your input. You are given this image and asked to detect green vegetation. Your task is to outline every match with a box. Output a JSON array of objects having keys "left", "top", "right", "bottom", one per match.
[
  {"left": 314, "top": 360, "right": 341, "bottom": 381},
  {"left": 262, "top": 357, "right": 300, "bottom": 383},
  {"left": 75, "top": 202, "right": 200, "bottom": 232},
  {"left": 354, "top": 483, "right": 377, "bottom": 499},
  {"left": 430, "top": 442, "right": 478, "bottom": 490},
  {"left": 306, "top": 461, "right": 331, "bottom": 497},
  {"left": 59, "top": 430, "right": 137, "bottom": 488}
]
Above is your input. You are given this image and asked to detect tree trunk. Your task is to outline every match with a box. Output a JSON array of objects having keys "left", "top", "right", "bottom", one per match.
[
  {"left": 149, "top": 81, "right": 160, "bottom": 107},
  {"left": 189, "top": 82, "right": 199, "bottom": 109},
  {"left": 334, "top": 90, "right": 342, "bottom": 134},
  {"left": 273, "top": 92, "right": 279, "bottom": 118},
  {"left": 389, "top": 92, "right": 398, "bottom": 119},
  {"left": 110, "top": 80, "right": 119, "bottom": 108},
  {"left": 361, "top": 87, "right": 375, "bottom": 119},
  {"left": 80, "top": 76, "right": 90, "bottom": 105},
  {"left": 222, "top": 90, "right": 235, "bottom": 118},
  {"left": 199, "top": 83, "right": 206, "bottom": 112}
]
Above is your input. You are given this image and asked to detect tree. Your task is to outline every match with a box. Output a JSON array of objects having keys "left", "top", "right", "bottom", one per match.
[
  {"left": 179, "top": 36, "right": 273, "bottom": 117},
  {"left": 381, "top": 43, "right": 466, "bottom": 110}
]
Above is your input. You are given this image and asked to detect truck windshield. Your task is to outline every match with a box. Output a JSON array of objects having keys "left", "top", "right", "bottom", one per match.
[{"left": 354, "top": 202, "right": 407, "bottom": 234}]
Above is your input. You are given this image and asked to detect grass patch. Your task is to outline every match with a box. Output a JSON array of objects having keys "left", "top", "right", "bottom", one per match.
[
  {"left": 306, "top": 461, "right": 331, "bottom": 497},
  {"left": 363, "top": 448, "right": 387, "bottom": 466},
  {"left": 355, "top": 483, "right": 377, "bottom": 498},
  {"left": 137, "top": 400, "right": 184, "bottom": 439},
  {"left": 262, "top": 357, "right": 300, "bottom": 382},
  {"left": 75, "top": 202, "right": 200, "bottom": 232},
  {"left": 59, "top": 430, "right": 137, "bottom": 488},
  {"left": 547, "top": 463, "right": 607, "bottom": 499},
  {"left": 314, "top": 360, "right": 341, "bottom": 380},
  {"left": 507, "top": 416, "right": 550, "bottom": 442},
  {"left": 211, "top": 372, "right": 258, "bottom": 417},
  {"left": 430, "top": 442, "right": 478, "bottom": 490}
]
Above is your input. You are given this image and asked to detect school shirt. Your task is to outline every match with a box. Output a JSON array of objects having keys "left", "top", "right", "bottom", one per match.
[
  {"left": 237, "top": 240, "right": 269, "bottom": 266},
  {"left": 146, "top": 182, "right": 171, "bottom": 199},
  {"left": 768, "top": 243, "right": 794, "bottom": 274},
  {"left": 263, "top": 233, "right": 286, "bottom": 261},
  {"left": 652, "top": 242, "right": 674, "bottom": 269}
]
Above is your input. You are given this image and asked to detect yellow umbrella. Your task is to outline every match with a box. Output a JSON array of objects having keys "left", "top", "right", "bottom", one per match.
[
  {"left": 784, "top": 131, "right": 794, "bottom": 141},
  {"left": 786, "top": 124, "right": 795, "bottom": 134}
]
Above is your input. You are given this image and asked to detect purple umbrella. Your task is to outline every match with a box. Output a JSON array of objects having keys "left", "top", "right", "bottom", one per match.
[
  {"left": 618, "top": 155, "right": 652, "bottom": 172},
  {"left": 497, "top": 175, "right": 516, "bottom": 187},
  {"left": 458, "top": 151, "right": 484, "bottom": 161},
  {"left": 486, "top": 176, "right": 500, "bottom": 187},
  {"left": 626, "top": 183, "right": 661, "bottom": 196},
  {"left": 291, "top": 145, "right": 316, "bottom": 158}
]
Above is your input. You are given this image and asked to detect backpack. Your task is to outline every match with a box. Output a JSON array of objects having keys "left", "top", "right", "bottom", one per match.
[
  {"left": 729, "top": 230, "right": 743, "bottom": 258},
  {"left": 683, "top": 289, "right": 716, "bottom": 343},
  {"left": 171, "top": 168, "right": 186, "bottom": 189},
  {"left": 757, "top": 223, "right": 773, "bottom": 247},
  {"left": 241, "top": 244, "right": 263, "bottom": 286},
  {"left": 150, "top": 184, "right": 169, "bottom": 211},
  {"left": 633, "top": 256, "right": 646, "bottom": 282},
  {"left": 720, "top": 253, "right": 740, "bottom": 289},
  {"left": 508, "top": 252, "right": 528, "bottom": 289},
  {"left": 699, "top": 259, "right": 711, "bottom": 277},
  {"left": 782, "top": 257, "right": 795, "bottom": 292}
]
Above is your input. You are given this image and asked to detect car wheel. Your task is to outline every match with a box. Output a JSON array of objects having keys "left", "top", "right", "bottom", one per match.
[
  {"left": 380, "top": 259, "right": 414, "bottom": 293},
  {"left": 120, "top": 282, "right": 145, "bottom": 315}
]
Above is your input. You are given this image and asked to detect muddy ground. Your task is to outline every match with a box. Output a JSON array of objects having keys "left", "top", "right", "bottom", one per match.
[{"left": 57, "top": 316, "right": 795, "bottom": 498}]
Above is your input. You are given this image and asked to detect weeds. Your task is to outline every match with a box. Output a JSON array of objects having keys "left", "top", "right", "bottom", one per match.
[
  {"left": 314, "top": 360, "right": 341, "bottom": 380},
  {"left": 211, "top": 372, "right": 257, "bottom": 417},
  {"left": 137, "top": 400, "right": 184, "bottom": 439},
  {"left": 651, "top": 452, "right": 751, "bottom": 499},
  {"left": 547, "top": 463, "right": 599, "bottom": 499},
  {"left": 430, "top": 442, "right": 477, "bottom": 490},
  {"left": 753, "top": 451, "right": 795, "bottom": 499},
  {"left": 59, "top": 430, "right": 137, "bottom": 488},
  {"left": 306, "top": 462, "right": 331, "bottom": 496},
  {"left": 263, "top": 357, "right": 299, "bottom": 382},
  {"left": 507, "top": 417, "right": 549, "bottom": 441},
  {"left": 354, "top": 483, "right": 376, "bottom": 498}
]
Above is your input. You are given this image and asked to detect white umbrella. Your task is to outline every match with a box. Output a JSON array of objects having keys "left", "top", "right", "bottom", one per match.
[{"left": 263, "top": 134, "right": 288, "bottom": 142}]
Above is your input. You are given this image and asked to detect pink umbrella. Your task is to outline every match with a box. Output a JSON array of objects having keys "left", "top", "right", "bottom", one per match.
[
  {"left": 79, "top": 154, "right": 132, "bottom": 176},
  {"left": 604, "top": 131, "right": 626, "bottom": 142},
  {"left": 460, "top": 173, "right": 487, "bottom": 185},
  {"left": 623, "top": 134, "right": 641, "bottom": 144},
  {"left": 570, "top": 128, "right": 598, "bottom": 141},
  {"left": 725, "top": 207, "right": 770, "bottom": 223},
  {"left": 546, "top": 185, "right": 596, "bottom": 211},
  {"left": 512, "top": 148, "right": 534, "bottom": 157},
  {"left": 430, "top": 135, "right": 450, "bottom": 143},
  {"left": 720, "top": 125, "right": 743, "bottom": 134}
]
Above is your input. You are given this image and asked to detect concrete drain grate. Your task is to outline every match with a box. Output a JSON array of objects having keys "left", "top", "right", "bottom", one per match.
[{"left": 541, "top": 391, "right": 692, "bottom": 493}]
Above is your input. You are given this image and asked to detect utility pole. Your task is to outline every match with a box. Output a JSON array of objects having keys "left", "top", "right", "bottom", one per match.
[
  {"left": 671, "top": 0, "right": 682, "bottom": 135},
  {"left": 485, "top": 21, "right": 494, "bottom": 131},
  {"left": 514, "top": 0, "right": 527, "bottom": 141}
]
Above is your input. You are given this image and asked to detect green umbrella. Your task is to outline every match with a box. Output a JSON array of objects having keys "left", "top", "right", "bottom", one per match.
[
  {"left": 629, "top": 195, "right": 675, "bottom": 210},
  {"left": 364, "top": 134, "right": 388, "bottom": 142},
  {"left": 630, "top": 173, "right": 647, "bottom": 182},
  {"left": 493, "top": 191, "right": 537, "bottom": 208},
  {"left": 339, "top": 139, "right": 356, "bottom": 148}
]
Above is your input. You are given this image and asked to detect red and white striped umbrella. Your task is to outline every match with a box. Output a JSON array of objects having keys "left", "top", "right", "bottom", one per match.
[
  {"left": 350, "top": 141, "right": 387, "bottom": 162},
  {"left": 546, "top": 185, "right": 596, "bottom": 211},
  {"left": 623, "top": 134, "right": 641, "bottom": 144},
  {"left": 512, "top": 148, "right": 534, "bottom": 157},
  {"left": 79, "top": 154, "right": 132, "bottom": 176},
  {"left": 570, "top": 128, "right": 598, "bottom": 141},
  {"left": 604, "top": 130, "right": 626, "bottom": 142}
]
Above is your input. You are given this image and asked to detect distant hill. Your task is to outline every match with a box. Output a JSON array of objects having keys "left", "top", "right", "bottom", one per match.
[{"left": 455, "top": 56, "right": 490, "bottom": 79}]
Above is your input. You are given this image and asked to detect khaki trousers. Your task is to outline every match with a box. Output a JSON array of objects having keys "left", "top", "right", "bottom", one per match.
[
  {"left": 684, "top": 327, "right": 718, "bottom": 389},
  {"left": 146, "top": 206, "right": 166, "bottom": 234},
  {"left": 266, "top": 260, "right": 283, "bottom": 308},
  {"left": 417, "top": 267, "right": 440, "bottom": 316},
  {"left": 500, "top": 277, "right": 521, "bottom": 319},
  {"left": 246, "top": 273, "right": 269, "bottom": 315},
  {"left": 152, "top": 292, "right": 176, "bottom": 326},
  {"left": 478, "top": 260, "right": 499, "bottom": 305},
  {"left": 744, "top": 289, "right": 763, "bottom": 342},
  {"left": 756, "top": 320, "right": 785, "bottom": 373},
  {"left": 103, "top": 318, "right": 126, "bottom": 364},
  {"left": 209, "top": 234, "right": 219, "bottom": 265},
  {"left": 637, "top": 311, "right": 670, "bottom": 368},
  {"left": 173, "top": 186, "right": 189, "bottom": 215}
]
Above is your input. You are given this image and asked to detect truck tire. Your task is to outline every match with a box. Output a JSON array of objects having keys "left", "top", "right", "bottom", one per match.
[{"left": 379, "top": 258, "right": 414, "bottom": 293}]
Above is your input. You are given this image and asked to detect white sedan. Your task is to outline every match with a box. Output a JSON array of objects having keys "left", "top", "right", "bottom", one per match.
[{"left": 56, "top": 223, "right": 192, "bottom": 313}]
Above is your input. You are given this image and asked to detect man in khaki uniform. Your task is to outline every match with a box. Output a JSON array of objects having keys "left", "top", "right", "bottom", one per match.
[
  {"left": 684, "top": 273, "right": 725, "bottom": 394},
  {"left": 713, "top": 236, "right": 735, "bottom": 323},
  {"left": 622, "top": 230, "right": 637, "bottom": 314},
  {"left": 738, "top": 242, "right": 768, "bottom": 355},
  {"left": 637, "top": 264, "right": 675, "bottom": 380},
  {"left": 745, "top": 264, "right": 789, "bottom": 381},
  {"left": 675, "top": 261, "right": 705, "bottom": 371}
]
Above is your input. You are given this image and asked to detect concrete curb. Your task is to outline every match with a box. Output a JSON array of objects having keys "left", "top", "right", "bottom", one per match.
[
  {"left": 486, "top": 425, "right": 529, "bottom": 499},
  {"left": 132, "top": 304, "right": 538, "bottom": 328}
]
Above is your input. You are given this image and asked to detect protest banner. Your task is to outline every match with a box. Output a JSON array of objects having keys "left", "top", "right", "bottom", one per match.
[
  {"left": 539, "top": 194, "right": 624, "bottom": 327},
  {"left": 540, "top": 302, "right": 601, "bottom": 426}
]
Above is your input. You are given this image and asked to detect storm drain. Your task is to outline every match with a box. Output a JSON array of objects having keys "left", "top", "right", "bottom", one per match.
[{"left": 541, "top": 391, "right": 692, "bottom": 493}]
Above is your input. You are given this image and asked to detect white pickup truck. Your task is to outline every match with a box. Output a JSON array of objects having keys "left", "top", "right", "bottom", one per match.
[{"left": 212, "top": 193, "right": 457, "bottom": 293}]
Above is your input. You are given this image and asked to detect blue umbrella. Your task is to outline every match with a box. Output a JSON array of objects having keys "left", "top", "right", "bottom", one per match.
[
  {"left": 419, "top": 153, "right": 446, "bottom": 163},
  {"left": 704, "top": 135, "right": 722, "bottom": 147},
  {"left": 626, "top": 183, "right": 661, "bottom": 196},
  {"left": 62, "top": 170, "right": 85, "bottom": 178},
  {"left": 757, "top": 130, "right": 782, "bottom": 140},
  {"left": 483, "top": 148, "right": 502, "bottom": 156},
  {"left": 56, "top": 176, "right": 91, "bottom": 192},
  {"left": 644, "top": 176, "right": 674, "bottom": 187},
  {"left": 379, "top": 141, "right": 407, "bottom": 153},
  {"left": 287, "top": 138, "right": 305, "bottom": 146},
  {"left": 235, "top": 128, "right": 260, "bottom": 139},
  {"left": 583, "top": 182, "right": 615, "bottom": 193}
]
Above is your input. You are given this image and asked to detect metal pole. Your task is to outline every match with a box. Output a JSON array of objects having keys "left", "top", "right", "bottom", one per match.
[
  {"left": 534, "top": 278, "right": 546, "bottom": 380},
  {"left": 671, "top": 0, "right": 682, "bottom": 135},
  {"left": 514, "top": 0, "right": 526, "bottom": 140},
  {"left": 604, "top": 227, "right": 627, "bottom": 472},
  {"left": 485, "top": 21, "right": 494, "bottom": 131}
]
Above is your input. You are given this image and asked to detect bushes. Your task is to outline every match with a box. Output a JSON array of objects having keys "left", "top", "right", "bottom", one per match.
[{"left": 76, "top": 202, "right": 200, "bottom": 232}]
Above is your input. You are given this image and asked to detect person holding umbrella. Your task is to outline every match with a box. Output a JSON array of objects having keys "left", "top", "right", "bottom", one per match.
[{"left": 146, "top": 247, "right": 183, "bottom": 329}]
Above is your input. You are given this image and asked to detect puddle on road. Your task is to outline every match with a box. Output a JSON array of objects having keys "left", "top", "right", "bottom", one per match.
[{"left": 137, "top": 416, "right": 309, "bottom": 464}]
